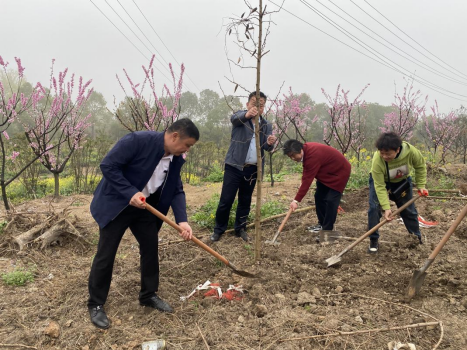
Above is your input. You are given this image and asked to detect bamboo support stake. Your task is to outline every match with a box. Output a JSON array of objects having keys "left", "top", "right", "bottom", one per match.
[
  {"left": 278, "top": 321, "right": 440, "bottom": 342},
  {"left": 224, "top": 205, "right": 315, "bottom": 234},
  {"left": 197, "top": 323, "right": 210, "bottom": 350},
  {"left": 426, "top": 196, "right": 467, "bottom": 200}
]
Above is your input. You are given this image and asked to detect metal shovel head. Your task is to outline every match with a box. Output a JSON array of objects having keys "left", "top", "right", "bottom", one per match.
[
  {"left": 319, "top": 230, "right": 342, "bottom": 243},
  {"left": 265, "top": 230, "right": 281, "bottom": 245},
  {"left": 229, "top": 262, "right": 257, "bottom": 278},
  {"left": 325, "top": 255, "right": 342, "bottom": 267},
  {"left": 406, "top": 269, "right": 427, "bottom": 300}
]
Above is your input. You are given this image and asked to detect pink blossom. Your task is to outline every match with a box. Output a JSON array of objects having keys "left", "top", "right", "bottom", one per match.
[
  {"left": 9, "top": 151, "right": 20, "bottom": 162},
  {"left": 14, "top": 57, "right": 25, "bottom": 78},
  {"left": 2, "top": 131, "right": 10, "bottom": 140}
]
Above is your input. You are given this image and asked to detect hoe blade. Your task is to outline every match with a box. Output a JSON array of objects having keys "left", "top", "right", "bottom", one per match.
[
  {"left": 325, "top": 255, "right": 342, "bottom": 267},
  {"left": 406, "top": 269, "right": 427, "bottom": 300},
  {"left": 319, "top": 230, "right": 342, "bottom": 243}
]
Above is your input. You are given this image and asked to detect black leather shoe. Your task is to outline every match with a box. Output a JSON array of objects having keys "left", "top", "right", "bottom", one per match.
[
  {"left": 210, "top": 232, "right": 222, "bottom": 242},
  {"left": 89, "top": 305, "right": 110, "bottom": 329},
  {"left": 237, "top": 228, "right": 250, "bottom": 242},
  {"left": 140, "top": 295, "right": 173, "bottom": 313}
]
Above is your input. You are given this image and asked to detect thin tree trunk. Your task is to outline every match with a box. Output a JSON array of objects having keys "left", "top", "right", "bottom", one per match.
[
  {"left": 269, "top": 152, "right": 274, "bottom": 187},
  {"left": 254, "top": 0, "right": 263, "bottom": 262},
  {"left": 0, "top": 135, "right": 9, "bottom": 210},
  {"left": 53, "top": 172, "right": 60, "bottom": 197},
  {"left": 1, "top": 181, "right": 9, "bottom": 210}
]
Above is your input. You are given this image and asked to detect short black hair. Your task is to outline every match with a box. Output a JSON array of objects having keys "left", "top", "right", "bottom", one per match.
[
  {"left": 167, "top": 118, "right": 200, "bottom": 141},
  {"left": 248, "top": 91, "right": 267, "bottom": 102},
  {"left": 283, "top": 139, "right": 304, "bottom": 155},
  {"left": 375, "top": 131, "right": 402, "bottom": 151}
]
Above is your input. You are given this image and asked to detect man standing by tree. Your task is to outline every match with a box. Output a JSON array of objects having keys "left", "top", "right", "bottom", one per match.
[
  {"left": 283, "top": 139, "right": 351, "bottom": 233},
  {"left": 87, "top": 118, "right": 199, "bottom": 329},
  {"left": 210, "top": 91, "right": 276, "bottom": 242},
  {"left": 367, "top": 131, "right": 428, "bottom": 253}
]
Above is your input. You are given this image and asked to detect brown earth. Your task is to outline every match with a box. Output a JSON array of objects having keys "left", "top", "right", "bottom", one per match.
[{"left": 0, "top": 175, "right": 466, "bottom": 350}]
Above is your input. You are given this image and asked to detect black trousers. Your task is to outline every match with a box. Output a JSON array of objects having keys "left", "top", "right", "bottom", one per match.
[
  {"left": 314, "top": 181, "right": 342, "bottom": 231},
  {"left": 214, "top": 164, "right": 257, "bottom": 235},
  {"left": 88, "top": 194, "right": 161, "bottom": 308}
]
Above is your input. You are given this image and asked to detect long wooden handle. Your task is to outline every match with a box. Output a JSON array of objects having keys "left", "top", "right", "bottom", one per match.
[
  {"left": 338, "top": 194, "right": 422, "bottom": 256},
  {"left": 144, "top": 203, "right": 230, "bottom": 266},
  {"left": 427, "top": 204, "right": 467, "bottom": 261},
  {"left": 278, "top": 208, "right": 294, "bottom": 233}
]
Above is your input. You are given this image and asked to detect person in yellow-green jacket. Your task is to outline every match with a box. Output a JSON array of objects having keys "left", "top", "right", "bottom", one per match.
[{"left": 368, "top": 132, "right": 429, "bottom": 253}]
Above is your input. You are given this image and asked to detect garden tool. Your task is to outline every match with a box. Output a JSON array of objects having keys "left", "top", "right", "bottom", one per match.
[
  {"left": 318, "top": 230, "right": 397, "bottom": 245},
  {"left": 406, "top": 203, "right": 467, "bottom": 300},
  {"left": 326, "top": 194, "right": 423, "bottom": 267},
  {"left": 143, "top": 200, "right": 256, "bottom": 278},
  {"left": 265, "top": 208, "right": 293, "bottom": 245}
]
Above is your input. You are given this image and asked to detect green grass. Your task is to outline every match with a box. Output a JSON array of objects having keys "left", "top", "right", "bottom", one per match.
[
  {"left": 191, "top": 193, "right": 287, "bottom": 230},
  {"left": 0, "top": 220, "right": 7, "bottom": 234},
  {"left": 2, "top": 266, "right": 35, "bottom": 286},
  {"left": 202, "top": 164, "right": 224, "bottom": 183}
]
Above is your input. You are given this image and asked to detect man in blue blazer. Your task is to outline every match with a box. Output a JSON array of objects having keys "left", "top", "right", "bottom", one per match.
[{"left": 87, "top": 118, "right": 199, "bottom": 329}]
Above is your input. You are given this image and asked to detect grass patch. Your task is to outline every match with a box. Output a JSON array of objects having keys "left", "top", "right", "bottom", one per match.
[
  {"left": 191, "top": 193, "right": 287, "bottom": 230},
  {"left": 2, "top": 265, "right": 36, "bottom": 286}
]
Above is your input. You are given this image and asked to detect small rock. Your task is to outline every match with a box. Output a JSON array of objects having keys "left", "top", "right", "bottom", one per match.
[
  {"left": 128, "top": 316, "right": 134, "bottom": 321},
  {"left": 335, "top": 286, "right": 344, "bottom": 293},
  {"left": 386, "top": 271, "right": 392, "bottom": 275},
  {"left": 238, "top": 315, "right": 245, "bottom": 323},
  {"left": 297, "top": 292, "right": 316, "bottom": 305},
  {"left": 275, "top": 293, "right": 285, "bottom": 299},
  {"left": 354, "top": 316, "right": 363, "bottom": 324},
  {"left": 340, "top": 323, "right": 351, "bottom": 332},
  {"left": 114, "top": 319, "right": 122, "bottom": 326},
  {"left": 44, "top": 321, "right": 60, "bottom": 338},
  {"left": 323, "top": 317, "right": 339, "bottom": 329},
  {"left": 448, "top": 278, "right": 461, "bottom": 286},
  {"left": 432, "top": 210, "right": 444, "bottom": 221},
  {"left": 312, "top": 287, "right": 321, "bottom": 297},
  {"left": 254, "top": 304, "right": 268, "bottom": 318},
  {"left": 64, "top": 320, "right": 73, "bottom": 327},
  {"left": 450, "top": 298, "right": 457, "bottom": 305},
  {"left": 81, "top": 346, "right": 90, "bottom": 350}
]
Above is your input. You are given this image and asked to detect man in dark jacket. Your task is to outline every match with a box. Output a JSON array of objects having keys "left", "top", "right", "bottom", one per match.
[
  {"left": 284, "top": 139, "right": 351, "bottom": 232},
  {"left": 88, "top": 118, "right": 199, "bottom": 329},
  {"left": 210, "top": 91, "right": 276, "bottom": 242}
]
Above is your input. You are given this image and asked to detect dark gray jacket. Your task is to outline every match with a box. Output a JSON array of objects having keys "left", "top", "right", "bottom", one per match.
[{"left": 224, "top": 110, "right": 273, "bottom": 170}]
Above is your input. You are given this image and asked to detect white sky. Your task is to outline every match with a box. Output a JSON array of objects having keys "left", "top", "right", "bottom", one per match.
[{"left": 1, "top": 0, "right": 466, "bottom": 112}]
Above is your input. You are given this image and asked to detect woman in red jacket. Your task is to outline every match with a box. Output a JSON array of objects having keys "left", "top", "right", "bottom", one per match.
[{"left": 283, "top": 139, "right": 351, "bottom": 231}]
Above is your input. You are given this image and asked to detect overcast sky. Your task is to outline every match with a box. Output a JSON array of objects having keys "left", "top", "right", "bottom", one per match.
[{"left": 1, "top": 0, "right": 466, "bottom": 113}]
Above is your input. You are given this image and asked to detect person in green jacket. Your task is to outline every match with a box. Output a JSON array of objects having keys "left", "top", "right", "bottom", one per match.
[{"left": 368, "top": 132, "right": 429, "bottom": 253}]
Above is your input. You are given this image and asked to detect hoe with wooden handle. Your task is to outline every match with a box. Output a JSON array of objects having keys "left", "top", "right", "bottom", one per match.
[
  {"left": 143, "top": 200, "right": 256, "bottom": 278},
  {"left": 265, "top": 208, "right": 293, "bottom": 246},
  {"left": 406, "top": 203, "right": 467, "bottom": 300},
  {"left": 325, "top": 194, "right": 423, "bottom": 267}
]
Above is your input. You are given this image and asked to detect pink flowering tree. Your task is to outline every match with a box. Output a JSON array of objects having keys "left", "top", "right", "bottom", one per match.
[
  {"left": 321, "top": 84, "right": 370, "bottom": 156},
  {"left": 115, "top": 54, "right": 184, "bottom": 132},
  {"left": 423, "top": 101, "right": 460, "bottom": 165},
  {"left": 269, "top": 87, "right": 315, "bottom": 185},
  {"left": 0, "top": 55, "right": 48, "bottom": 210},
  {"left": 381, "top": 80, "right": 428, "bottom": 140},
  {"left": 453, "top": 107, "right": 467, "bottom": 164},
  {"left": 22, "top": 60, "right": 93, "bottom": 197}
]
